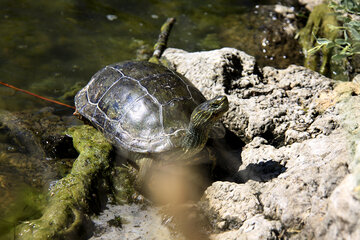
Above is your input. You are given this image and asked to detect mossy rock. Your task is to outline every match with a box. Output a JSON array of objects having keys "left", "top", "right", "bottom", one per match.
[
  {"left": 15, "top": 125, "right": 113, "bottom": 240},
  {"left": 298, "top": 4, "right": 339, "bottom": 76}
]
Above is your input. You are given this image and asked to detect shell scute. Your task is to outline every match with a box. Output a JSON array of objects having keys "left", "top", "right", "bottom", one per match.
[
  {"left": 92, "top": 107, "right": 106, "bottom": 130},
  {"left": 88, "top": 66, "right": 122, "bottom": 104},
  {"left": 162, "top": 99, "right": 196, "bottom": 135},
  {"left": 140, "top": 73, "right": 192, "bottom": 105},
  {"left": 98, "top": 77, "right": 147, "bottom": 120},
  {"left": 111, "top": 61, "right": 171, "bottom": 80},
  {"left": 119, "top": 94, "right": 163, "bottom": 140}
]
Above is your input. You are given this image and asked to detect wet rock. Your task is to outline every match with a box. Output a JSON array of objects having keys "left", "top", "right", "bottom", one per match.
[
  {"left": 163, "top": 47, "right": 359, "bottom": 239},
  {"left": 0, "top": 107, "right": 81, "bottom": 178},
  {"left": 0, "top": 107, "right": 83, "bottom": 238},
  {"left": 0, "top": 110, "right": 45, "bottom": 159},
  {"left": 0, "top": 109, "right": 57, "bottom": 191},
  {"left": 297, "top": 4, "right": 340, "bottom": 79},
  {"left": 1, "top": 107, "right": 81, "bottom": 160},
  {"left": 216, "top": 3, "right": 305, "bottom": 69}
]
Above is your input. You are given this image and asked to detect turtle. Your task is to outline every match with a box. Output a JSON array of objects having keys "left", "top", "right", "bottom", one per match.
[
  {"left": 74, "top": 61, "right": 228, "bottom": 186},
  {"left": 74, "top": 18, "right": 229, "bottom": 189}
]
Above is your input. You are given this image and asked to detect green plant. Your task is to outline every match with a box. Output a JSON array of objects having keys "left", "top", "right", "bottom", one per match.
[{"left": 308, "top": 0, "right": 360, "bottom": 61}]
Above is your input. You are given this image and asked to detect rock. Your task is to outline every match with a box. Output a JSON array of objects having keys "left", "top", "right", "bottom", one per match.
[
  {"left": 313, "top": 174, "right": 360, "bottom": 239},
  {"left": 201, "top": 181, "right": 262, "bottom": 230},
  {"left": 202, "top": 128, "right": 349, "bottom": 238},
  {"left": 85, "top": 47, "right": 358, "bottom": 239},
  {"left": 259, "top": 129, "right": 350, "bottom": 231},
  {"left": 164, "top": 48, "right": 335, "bottom": 145},
  {"left": 210, "top": 214, "right": 283, "bottom": 240},
  {"left": 0, "top": 108, "right": 77, "bottom": 192},
  {"left": 304, "top": 96, "right": 360, "bottom": 240},
  {"left": 298, "top": 0, "right": 325, "bottom": 11},
  {"left": 163, "top": 47, "right": 256, "bottom": 98},
  {"left": 163, "top": 47, "right": 360, "bottom": 239}
]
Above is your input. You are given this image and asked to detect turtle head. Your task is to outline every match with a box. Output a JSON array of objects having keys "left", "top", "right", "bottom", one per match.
[
  {"left": 181, "top": 95, "right": 228, "bottom": 156},
  {"left": 190, "top": 95, "right": 229, "bottom": 130}
]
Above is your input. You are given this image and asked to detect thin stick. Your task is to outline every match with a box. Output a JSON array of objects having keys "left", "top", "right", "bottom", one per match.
[
  {"left": 0, "top": 81, "right": 76, "bottom": 110},
  {"left": 149, "top": 17, "right": 176, "bottom": 64}
]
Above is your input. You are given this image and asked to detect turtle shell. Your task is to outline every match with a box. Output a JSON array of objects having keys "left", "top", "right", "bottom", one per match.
[{"left": 75, "top": 61, "right": 206, "bottom": 153}]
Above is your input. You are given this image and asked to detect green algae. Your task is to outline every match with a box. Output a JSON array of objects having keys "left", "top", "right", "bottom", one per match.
[
  {"left": 112, "top": 166, "right": 137, "bottom": 205},
  {"left": 298, "top": 4, "right": 339, "bottom": 76},
  {"left": 0, "top": 184, "right": 46, "bottom": 240},
  {"left": 15, "top": 125, "right": 112, "bottom": 240},
  {"left": 107, "top": 215, "right": 125, "bottom": 228},
  {"left": 200, "top": 33, "right": 221, "bottom": 50}
]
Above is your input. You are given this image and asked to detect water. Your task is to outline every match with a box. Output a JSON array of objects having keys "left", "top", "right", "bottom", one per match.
[
  {"left": 0, "top": 0, "right": 292, "bottom": 112},
  {"left": 0, "top": 0, "right": 299, "bottom": 239}
]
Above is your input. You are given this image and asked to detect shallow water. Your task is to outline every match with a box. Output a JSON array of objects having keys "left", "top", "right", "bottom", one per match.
[
  {"left": 0, "top": 0, "right": 300, "bottom": 239},
  {"left": 0, "top": 0, "right": 297, "bottom": 112}
]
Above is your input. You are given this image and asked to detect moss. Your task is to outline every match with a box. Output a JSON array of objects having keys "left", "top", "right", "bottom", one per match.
[
  {"left": 107, "top": 215, "right": 124, "bottom": 228},
  {"left": 298, "top": 4, "right": 339, "bottom": 75},
  {"left": 15, "top": 125, "right": 112, "bottom": 240},
  {"left": 112, "top": 166, "right": 137, "bottom": 205}
]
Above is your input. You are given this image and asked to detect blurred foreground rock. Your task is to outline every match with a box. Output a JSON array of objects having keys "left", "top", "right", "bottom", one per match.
[
  {"left": 163, "top": 47, "right": 360, "bottom": 239},
  {"left": 298, "top": 0, "right": 325, "bottom": 11}
]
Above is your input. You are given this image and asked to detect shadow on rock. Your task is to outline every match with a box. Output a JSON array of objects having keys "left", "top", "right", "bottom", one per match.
[
  {"left": 234, "top": 160, "right": 287, "bottom": 183},
  {"left": 209, "top": 127, "right": 286, "bottom": 184},
  {"left": 211, "top": 129, "right": 244, "bottom": 182}
]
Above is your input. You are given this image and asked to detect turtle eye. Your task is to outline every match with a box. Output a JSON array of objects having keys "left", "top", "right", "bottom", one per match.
[{"left": 211, "top": 102, "right": 220, "bottom": 108}]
